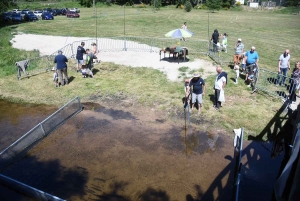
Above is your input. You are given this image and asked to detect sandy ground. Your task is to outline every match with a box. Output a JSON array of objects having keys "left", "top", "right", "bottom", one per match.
[{"left": 10, "top": 33, "right": 216, "bottom": 81}]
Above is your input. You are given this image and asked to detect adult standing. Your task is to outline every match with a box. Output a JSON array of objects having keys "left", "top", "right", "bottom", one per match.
[
  {"left": 181, "top": 22, "right": 187, "bottom": 41},
  {"left": 185, "top": 72, "right": 206, "bottom": 115},
  {"left": 276, "top": 49, "right": 291, "bottom": 86},
  {"left": 244, "top": 46, "right": 259, "bottom": 82},
  {"left": 91, "top": 42, "right": 100, "bottom": 63},
  {"left": 211, "top": 29, "right": 219, "bottom": 53},
  {"left": 214, "top": 66, "right": 226, "bottom": 110},
  {"left": 233, "top": 38, "right": 244, "bottom": 67},
  {"left": 76, "top": 42, "right": 86, "bottom": 72},
  {"left": 288, "top": 61, "right": 300, "bottom": 103},
  {"left": 54, "top": 50, "right": 68, "bottom": 86}
]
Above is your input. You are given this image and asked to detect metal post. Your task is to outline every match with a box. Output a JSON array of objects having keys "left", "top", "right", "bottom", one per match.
[
  {"left": 207, "top": 12, "right": 210, "bottom": 53},
  {"left": 123, "top": 5, "right": 127, "bottom": 51}
]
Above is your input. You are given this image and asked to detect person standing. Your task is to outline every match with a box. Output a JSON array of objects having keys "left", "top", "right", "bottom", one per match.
[
  {"left": 185, "top": 72, "right": 206, "bottom": 115},
  {"left": 214, "top": 66, "right": 226, "bottom": 110},
  {"left": 276, "top": 49, "right": 291, "bottom": 86},
  {"left": 234, "top": 38, "right": 244, "bottom": 67},
  {"left": 221, "top": 33, "right": 228, "bottom": 53},
  {"left": 54, "top": 50, "right": 68, "bottom": 86},
  {"left": 91, "top": 42, "right": 100, "bottom": 63},
  {"left": 211, "top": 29, "right": 219, "bottom": 53},
  {"left": 288, "top": 61, "right": 300, "bottom": 103},
  {"left": 76, "top": 42, "right": 86, "bottom": 72},
  {"left": 181, "top": 22, "right": 187, "bottom": 41},
  {"left": 243, "top": 46, "right": 259, "bottom": 83}
]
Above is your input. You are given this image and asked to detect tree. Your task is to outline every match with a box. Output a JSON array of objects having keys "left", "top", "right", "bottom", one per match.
[
  {"left": 206, "top": 0, "right": 222, "bottom": 12},
  {"left": 78, "top": 0, "right": 93, "bottom": 7},
  {"left": 0, "top": 0, "right": 15, "bottom": 13},
  {"left": 184, "top": 1, "right": 193, "bottom": 12}
]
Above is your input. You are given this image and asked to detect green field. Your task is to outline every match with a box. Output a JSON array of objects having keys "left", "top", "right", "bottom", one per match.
[{"left": 1, "top": 5, "right": 300, "bottom": 138}]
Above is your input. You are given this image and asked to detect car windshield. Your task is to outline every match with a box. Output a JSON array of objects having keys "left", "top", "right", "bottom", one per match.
[
  {"left": 12, "top": 13, "right": 20, "bottom": 16},
  {"left": 44, "top": 12, "right": 50, "bottom": 14},
  {"left": 28, "top": 12, "right": 34, "bottom": 15}
]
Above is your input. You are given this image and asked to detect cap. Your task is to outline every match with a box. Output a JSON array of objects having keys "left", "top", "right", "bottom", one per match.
[
  {"left": 238, "top": 38, "right": 242, "bottom": 41},
  {"left": 193, "top": 72, "right": 200, "bottom": 78}
]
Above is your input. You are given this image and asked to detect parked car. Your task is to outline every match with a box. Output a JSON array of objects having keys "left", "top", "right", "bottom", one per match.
[
  {"left": 53, "top": 8, "right": 62, "bottom": 15},
  {"left": 33, "top": 10, "right": 42, "bottom": 18},
  {"left": 11, "top": 12, "right": 22, "bottom": 22},
  {"left": 61, "top": 8, "right": 68, "bottom": 15},
  {"left": 2, "top": 12, "right": 12, "bottom": 21},
  {"left": 12, "top": 9, "right": 21, "bottom": 13},
  {"left": 41, "top": 12, "right": 54, "bottom": 20},
  {"left": 21, "top": 9, "right": 30, "bottom": 18},
  {"left": 24, "top": 12, "right": 38, "bottom": 21},
  {"left": 69, "top": 8, "right": 80, "bottom": 13},
  {"left": 66, "top": 11, "right": 80, "bottom": 18}
]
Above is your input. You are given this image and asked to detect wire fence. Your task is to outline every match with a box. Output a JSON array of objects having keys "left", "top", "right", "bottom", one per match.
[
  {"left": 0, "top": 96, "right": 82, "bottom": 171},
  {"left": 16, "top": 37, "right": 211, "bottom": 80},
  {"left": 255, "top": 68, "right": 295, "bottom": 99}
]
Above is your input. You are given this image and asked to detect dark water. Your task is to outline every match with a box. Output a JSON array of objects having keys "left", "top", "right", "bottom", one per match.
[{"left": 0, "top": 100, "right": 283, "bottom": 201}]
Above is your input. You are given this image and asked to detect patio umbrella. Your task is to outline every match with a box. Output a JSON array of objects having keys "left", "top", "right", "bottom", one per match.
[{"left": 165, "top": 28, "right": 194, "bottom": 38}]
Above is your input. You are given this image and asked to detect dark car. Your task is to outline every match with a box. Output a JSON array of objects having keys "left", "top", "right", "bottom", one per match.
[
  {"left": 66, "top": 11, "right": 80, "bottom": 18},
  {"left": 53, "top": 9, "right": 62, "bottom": 15},
  {"left": 2, "top": 12, "right": 12, "bottom": 21},
  {"left": 24, "top": 11, "right": 38, "bottom": 21},
  {"left": 11, "top": 12, "right": 22, "bottom": 22},
  {"left": 41, "top": 12, "right": 54, "bottom": 20},
  {"left": 61, "top": 8, "right": 68, "bottom": 15},
  {"left": 21, "top": 9, "right": 30, "bottom": 18}
]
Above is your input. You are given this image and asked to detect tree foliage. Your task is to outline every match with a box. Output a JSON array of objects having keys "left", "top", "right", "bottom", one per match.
[
  {"left": 206, "top": 0, "right": 222, "bottom": 12},
  {"left": 184, "top": 1, "right": 192, "bottom": 12},
  {"left": 0, "top": 0, "right": 16, "bottom": 13},
  {"left": 78, "top": 0, "right": 93, "bottom": 7}
]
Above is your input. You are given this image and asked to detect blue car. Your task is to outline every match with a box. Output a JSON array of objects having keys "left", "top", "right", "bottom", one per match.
[
  {"left": 11, "top": 12, "right": 22, "bottom": 22},
  {"left": 2, "top": 12, "right": 12, "bottom": 21},
  {"left": 41, "top": 12, "right": 54, "bottom": 20},
  {"left": 24, "top": 12, "right": 38, "bottom": 21}
]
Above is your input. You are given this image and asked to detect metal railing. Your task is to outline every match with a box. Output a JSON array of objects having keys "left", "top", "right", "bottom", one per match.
[
  {"left": 0, "top": 174, "right": 65, "bottom": 201},
  {"left": 16, "top": 37, "right": 211, "bottom": 80},
  {"left": 254, "top": 68, "right": 295, "bottom": 99},
  {"left": 0, "top": 96, "right": 82, "bottom": 171},
  {"left": 232, "top": 128, "right": 244, "bottom": 201}
]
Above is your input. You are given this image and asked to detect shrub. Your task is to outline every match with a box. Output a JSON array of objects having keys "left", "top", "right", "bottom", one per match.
[
  {"left": 236, "top": 1, "right": 241, "bottom": 6},
  {"left": 184, "top": 1, "right": 192, "bottom": 12}
]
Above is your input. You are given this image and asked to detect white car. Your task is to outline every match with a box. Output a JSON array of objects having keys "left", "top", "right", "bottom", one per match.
[
  {"left": 33, "top": 11, "right": 42, "bottom": 18},
  {"left": 69, "top": 8, "right": 80, "bottom": 13},
  {"left": 12, "top": 9, "right": 21, "bottom": 13}
]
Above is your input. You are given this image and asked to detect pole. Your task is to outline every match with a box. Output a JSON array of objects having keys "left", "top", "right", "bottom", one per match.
[
  {"left": 208, "top": 12, "right": 210, "bottom": 52},
  {"left": 123, "top": 5, "right": 126, "bottom": 51}
]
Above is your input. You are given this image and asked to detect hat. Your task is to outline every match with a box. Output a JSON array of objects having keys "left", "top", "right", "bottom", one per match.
[
  {"left": 238, "top": 38, "right": 242, "bottom": 41},
  {"left": 58, "top": 50, "right": 63, "bottom": 53},
  {"left": 193, "top": 72, "right": 200, "bottom": 78},
  {"left": 185, "top": 79, "right": 190, "bottom": 83}
]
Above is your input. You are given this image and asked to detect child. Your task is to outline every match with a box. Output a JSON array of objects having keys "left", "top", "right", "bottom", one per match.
[
  {"left": 184, "top": 78, "right": 191, "bottom": 107},
  {"left": 81, "top": 65, "right": 94, "bottom": 78},
  {"left": 53, "top": 69, "right": 59, "bottom": 87}
]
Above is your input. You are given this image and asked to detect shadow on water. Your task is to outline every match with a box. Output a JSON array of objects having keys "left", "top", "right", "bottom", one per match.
[{"left": 0, "top": 156, "right": 88, "bottom": 201}]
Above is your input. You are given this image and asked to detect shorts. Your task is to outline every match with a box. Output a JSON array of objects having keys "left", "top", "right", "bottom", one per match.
[
  {"left": 192, "top": 93, "right": 203, "bottom": 104},
  {"left": 233, "top": 54, "right": 241, "bottom": 64},
  {"left": 76, "top": 60, "right": 84, "bottom": 64}
]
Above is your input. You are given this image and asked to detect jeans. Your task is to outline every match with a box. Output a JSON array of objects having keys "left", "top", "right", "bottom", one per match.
[
  {"left": 276, "top": 68, "right": 288, "bottom": 85},
  {"left": 57, "top": 67, "right": 68, "bottom": 86}
]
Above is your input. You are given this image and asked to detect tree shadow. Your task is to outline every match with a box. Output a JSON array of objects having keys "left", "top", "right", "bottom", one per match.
[
  {"left": 138, "top": 187, "right": 170, "bottom": 201},
  {"left": 92, "top": 181, "right": 131, "bottom": 201},
  {"left": 0, "top": 156, "right": 88, "bottom": 200}
]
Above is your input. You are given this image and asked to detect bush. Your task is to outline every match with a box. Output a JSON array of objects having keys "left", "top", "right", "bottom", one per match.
[
  {"left": 236, "top": 1, "right": 241, "bottom": 6},
  {"left": 184, "top": 1, "right": 192, "bottom": 12}
]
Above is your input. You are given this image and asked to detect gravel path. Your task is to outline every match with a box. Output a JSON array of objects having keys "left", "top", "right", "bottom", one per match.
[{"left": 11, "top": 33, "right": 216, "bottom": 81}]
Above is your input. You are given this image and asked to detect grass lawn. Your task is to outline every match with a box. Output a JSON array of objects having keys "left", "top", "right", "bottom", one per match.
[{"left": 1, "top": 5, "right": 300, "bottom": 139}]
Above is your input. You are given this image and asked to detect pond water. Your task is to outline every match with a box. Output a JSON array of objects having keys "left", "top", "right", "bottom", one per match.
[{"left": 0, "top": 99, "right": 283, "bottom": 201}]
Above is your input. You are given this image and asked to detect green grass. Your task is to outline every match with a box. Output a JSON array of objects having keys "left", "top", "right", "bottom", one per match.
[{"left": 0, "top": 5, "right": 299, "bottom": 139}]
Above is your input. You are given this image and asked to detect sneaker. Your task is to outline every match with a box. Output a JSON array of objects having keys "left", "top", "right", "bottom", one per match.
[
  {"left": 276, "top": 84, "right": 279, "bottom": 87},
  {"left": 247, "top": 84, "right": 251, "bottom": 87}
]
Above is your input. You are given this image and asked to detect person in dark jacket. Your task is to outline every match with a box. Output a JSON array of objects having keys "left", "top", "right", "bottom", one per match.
[
  {"left": 211, "top": 29, "right": 219, "bottom": 53},
  {"left": 54, "top": 50, "right": 68, "bottom": 86}
]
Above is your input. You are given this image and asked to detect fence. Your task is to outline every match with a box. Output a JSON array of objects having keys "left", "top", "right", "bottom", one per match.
[
  {"left": 0, "top": 96, "right": 82, "bottom": 171},
  {"left": 254, "top": 68, "right": 295, "bottom": 99},
  {"left": 232, "top": 128, "right": 244, "bottom": 201},
  {"left": 16, "top": 37, "right": 210, "bottom": 80},
  {"left": 207, "top": 41, "right": 234, "bottom": 65}
]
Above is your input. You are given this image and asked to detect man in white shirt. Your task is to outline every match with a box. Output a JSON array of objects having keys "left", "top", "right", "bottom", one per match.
[
  {"left": 276, "top": 49, "right": 291, "bottom": 86},
  {"left": 214, "top": 66, "right": 227, "bottom": 110}
]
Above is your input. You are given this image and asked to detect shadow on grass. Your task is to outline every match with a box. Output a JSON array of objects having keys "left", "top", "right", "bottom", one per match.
[
  {"left": 68, "top": 75, "right": 75, "bottom": 84},
  {"left": 92, "top": 68, "right": 99, "bottom": 75}
]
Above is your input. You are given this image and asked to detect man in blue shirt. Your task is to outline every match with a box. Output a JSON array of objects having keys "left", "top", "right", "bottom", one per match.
[
  {"left": 54, "top": 50, "right": 68, "bottom": 86},
  {"left": 243, "top": 46, "right": 259, "bottom": 82},
  {"left": 185, "top": 72, "right": 206, "bottom": 115},
  {"left": 76, "top": 42, "right": 86, "bottom": 72}
]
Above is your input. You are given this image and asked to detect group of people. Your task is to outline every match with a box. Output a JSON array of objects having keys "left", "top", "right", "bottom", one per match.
[
  {"left": 53, "top": 41, "right": 100, "bottom": 87},
  {"left": 210, "top": 29, "right": 228, "bottom": 53},
  {"left": 184, "top": 65, "right": 227, "bottom": 115}
]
